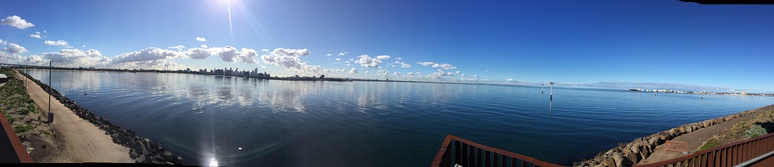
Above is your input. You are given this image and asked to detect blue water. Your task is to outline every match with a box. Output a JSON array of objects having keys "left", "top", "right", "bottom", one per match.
[{"left": 25, "top": 70, "right": 774, "bottom": 166}]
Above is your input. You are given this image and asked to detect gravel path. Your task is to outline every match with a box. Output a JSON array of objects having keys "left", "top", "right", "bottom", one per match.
[{"left": 17, "top": 70, "right": 133, "bottom": 163}]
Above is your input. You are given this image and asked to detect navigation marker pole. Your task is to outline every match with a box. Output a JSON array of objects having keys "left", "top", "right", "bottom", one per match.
[
  {"left": 542, "top": 83, "right": 544, "bottom": 94},
  {"left": 549, "top": 81, "right": 554, "bottom": 101}
]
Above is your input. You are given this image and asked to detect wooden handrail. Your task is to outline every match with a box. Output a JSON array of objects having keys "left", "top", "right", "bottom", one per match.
[
  {"left": 636, "top": 132, "right": 774, "bottom": 167},
  {"left": 432, "top": 134, "right": 565, "bottom": 167},
  {"left": 0, "top": 109, "right": 34, "bottom": 163}
]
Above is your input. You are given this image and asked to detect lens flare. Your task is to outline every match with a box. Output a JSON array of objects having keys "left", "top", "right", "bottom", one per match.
[
  {"left": 209, "top": 157, "right": 219, "bottom": 167},
  {"left": 226, "top": 0, "right": 233, "bottom": 39}
]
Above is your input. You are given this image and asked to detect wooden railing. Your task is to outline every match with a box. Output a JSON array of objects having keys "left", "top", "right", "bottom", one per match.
[
  {"left": 0, "top": 109, "right": 34, "bottom": 163},
  {"left": 636, "top": 132, "right": 774, "bottom": 167},
  {"left": 432, "top": 135, "right": 565, "bottom": 167}
]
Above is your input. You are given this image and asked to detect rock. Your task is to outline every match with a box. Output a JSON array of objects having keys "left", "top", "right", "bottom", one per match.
[
  {"left": 602, "top": 157, "right": 615, "bottom": 167},
  {"left": 624, "top": 152, "right": 640, "bottom": 165},
  {"left": 629, "top": 143, "right": 640, "bottom": 154},
  {"left": 648, "top": 136, "right": 661, "bottom": 146},
  {"left": 130, "top": 151, "right": 138, "bottom": 159},
  {"left": 685, "top": 125, "right": 693, "bottom": 133},
  {"left": 135, "top": 155, "right": 145, "bottom": 163},
  {"left": 612, "top": 153, "right": 624, "bottom": 167}
]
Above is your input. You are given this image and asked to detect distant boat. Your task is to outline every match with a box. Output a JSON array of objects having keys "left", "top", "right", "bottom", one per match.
[{"left": 629, "top": 88, "right": 642, "bottom": 91}]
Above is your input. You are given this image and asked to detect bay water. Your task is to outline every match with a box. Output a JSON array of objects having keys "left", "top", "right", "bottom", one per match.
[{"left": 25, "top": 70, "right": 774, "bottom": 166}]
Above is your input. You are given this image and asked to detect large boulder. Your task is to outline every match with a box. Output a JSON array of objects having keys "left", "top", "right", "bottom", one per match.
[{"left": 612, "top": 153, "right": 624, "bottom": 167}]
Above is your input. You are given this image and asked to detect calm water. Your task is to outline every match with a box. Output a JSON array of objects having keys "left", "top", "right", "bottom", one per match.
[{"left": 26, "top": 70, "right": 773, "bottom": 166}]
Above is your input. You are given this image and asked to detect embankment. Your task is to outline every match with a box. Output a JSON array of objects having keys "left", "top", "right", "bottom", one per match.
[
  {"left": 17, "top": 70, "right": 183, "bottom": 164},
  {"left": 572, "top": 104, "right": 774, "bottom": 167}
]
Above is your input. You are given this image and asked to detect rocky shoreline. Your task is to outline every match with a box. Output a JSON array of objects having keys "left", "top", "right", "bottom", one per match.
[
  {"left": 18, "top": 70, "right": 183, "bottom": 165},
  {"left": 572, "top": 105, "right": 773, "bottom": 167}
]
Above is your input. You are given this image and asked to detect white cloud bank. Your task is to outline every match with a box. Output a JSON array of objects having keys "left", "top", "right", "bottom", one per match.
[
  {"left": 355, "top": 55, "right": 382, "bottom": 68},
  {"left": 1, "top": 15, "right": 34, "bottom": 29},
  {"left": 44, "top": 40, "right": 70, "bottom": 47},
  {"left": 3, "top": 43, "right": 28, "bottom": 54},
  {"left": 416, "top": 61, "right": 456, "bottom": 70},
  {"left": 260, "top": 48, "right": 322, "bottom": 74}
]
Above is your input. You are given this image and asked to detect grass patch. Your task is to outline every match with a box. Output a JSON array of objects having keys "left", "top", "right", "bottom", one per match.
[
  {"left": 4, "top": 113, "right": 16, "bottom": 123},
  {"left": 13, "top": 124, "right": 35, "bottom": 133},
  {"left": 41, "top": 129, "right": 51, "bottom": 135},
  {"left": 700, "top": 138, "right": 721, "bottom": 151}
]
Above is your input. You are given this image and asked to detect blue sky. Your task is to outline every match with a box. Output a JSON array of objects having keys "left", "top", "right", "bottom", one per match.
[{"left": 1, "top": 0, "right": 773, "bottom": 92}]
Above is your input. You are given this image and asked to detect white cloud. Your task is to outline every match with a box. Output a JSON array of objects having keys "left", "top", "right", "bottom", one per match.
[
  {"left": 260, "top": 48, "right": 320, "bottom": 74},
  {"left": 395, "top": 57, "right": 402, "bottom": 60},
  {"left": 394, "top": 61, "right": 411, "bottom": 68},
  {"left": 417, "top": 61, "right": 435, "bottom": 66},
  {"left": 327, "top": 53, "right": 332, "bottom": 56},
  {"left": 43, "top": 49, "right": 111, "bottom": 67},
  {"left": 473, "top": 75, "right": 478, "bottom": 78},
  {"left": 196, "top": 37, "right": 207, "bottom": 42},
  {"left": 186, "top": 48, "right": 211, "bottom": 59},
  {"left": 168, "top": 45, "right": 185, "bottom": 51},
  {"left": 112, "top": 47, "right": 181, "bottom": 64},
  {"left": 338, "top": 52, "right": 349, "bottom": 56},
  {"left": 29, "top": 32, "right": 41, "bottom": 38},
  {"left": 209, "top": 46, "right": 239, "bottom": 62},
  {"left": 335, "top": 58, "right": 341, "bottom": 61},
  {"left": 507, "top": 78, "right": 513, "bottom": 81},
  {"left": 1, "top": 15, "right": 34, "bottom": 29},
  {"left": 376, "top": 55, "right": 391, "bottom": 60},
  {"left": 0, "top": 39, "right": 6, "bottom": 45},
  {"left": 3, "top": 43, "right": 27, "bottom": 54},
  {"left": 429, "top": 69, "right": 457, "bottom": 77},
  {"left": 271, "top": 48, "right": 310, "bottom": 57},
  {"left": 235, "top": 48, "right": 258, "bottom": 64},
  {"left": 183, "top": 46, "right": 259, "bottom": 63},
  {"left": 112, "top": 59, "right": 182, "bottom": 70},
  {"left": 201, "top": 44, "right": 208, "bottom": 48},
  {"left": 416, "top": 61, "right": 456, "bottom": 69},
  {"left": 432, "top": 63, "right": 456, "bottom": 70},
  {"left": 44, "top": 40, "right": 70, "bottom": 47},
  {"left": 348, "top": 68, "right": 357, "bottom": 74},
  {"left": 393, "top": 72, "right": 400, "bottom": 76},
  {"left": 355, "top": 55, "right": 382, "bottom": 68},
  {"left": 261, "top": 49, "right": 269, "bottom": 52}
]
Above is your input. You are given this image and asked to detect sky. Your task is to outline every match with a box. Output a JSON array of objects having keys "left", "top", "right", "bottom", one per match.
[{"left": 1, "top": 0, "right": 773, "bottom": 92}]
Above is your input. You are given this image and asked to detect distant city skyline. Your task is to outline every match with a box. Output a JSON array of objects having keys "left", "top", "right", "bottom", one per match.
[{"left": 1, "top": 0, "right": 772, "bottom": 92}]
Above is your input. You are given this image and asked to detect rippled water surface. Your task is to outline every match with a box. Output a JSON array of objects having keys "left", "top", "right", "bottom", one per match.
[{"left": 25, "top": 70, "right": 774, "bottom": 166}]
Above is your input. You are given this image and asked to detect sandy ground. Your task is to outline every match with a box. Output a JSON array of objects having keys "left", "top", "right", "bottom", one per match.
[
  {"left": 637, "top": 109, "right": 760, "bottom": 165},
  {"left": 15, "top": 70, "right": 133, "bottom": 163}
]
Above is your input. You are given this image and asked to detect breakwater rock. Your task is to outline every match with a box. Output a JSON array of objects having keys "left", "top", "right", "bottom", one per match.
[
  {"left": 18, "top": 70, "right": 183, "bottom": 165},
  {"left": 572, "top": 106, "right": 768, "bottom": 167}
]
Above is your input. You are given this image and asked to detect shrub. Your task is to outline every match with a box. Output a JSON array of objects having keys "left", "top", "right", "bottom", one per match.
[{"left": 745, "top": 124, "right": 767, "bottom": 139}]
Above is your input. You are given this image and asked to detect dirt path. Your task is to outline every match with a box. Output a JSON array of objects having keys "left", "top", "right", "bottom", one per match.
[
  {"left": 637, "top": 111, "right": 759, "bottom": 165},
  {"left": 15, "top": 70, "right": 133, "bottom": 163}
]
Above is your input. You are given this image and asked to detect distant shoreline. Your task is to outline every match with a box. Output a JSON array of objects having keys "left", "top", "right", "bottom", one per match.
[{"left": 8, "top": 64, "right": 774, "bottom": 96}]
